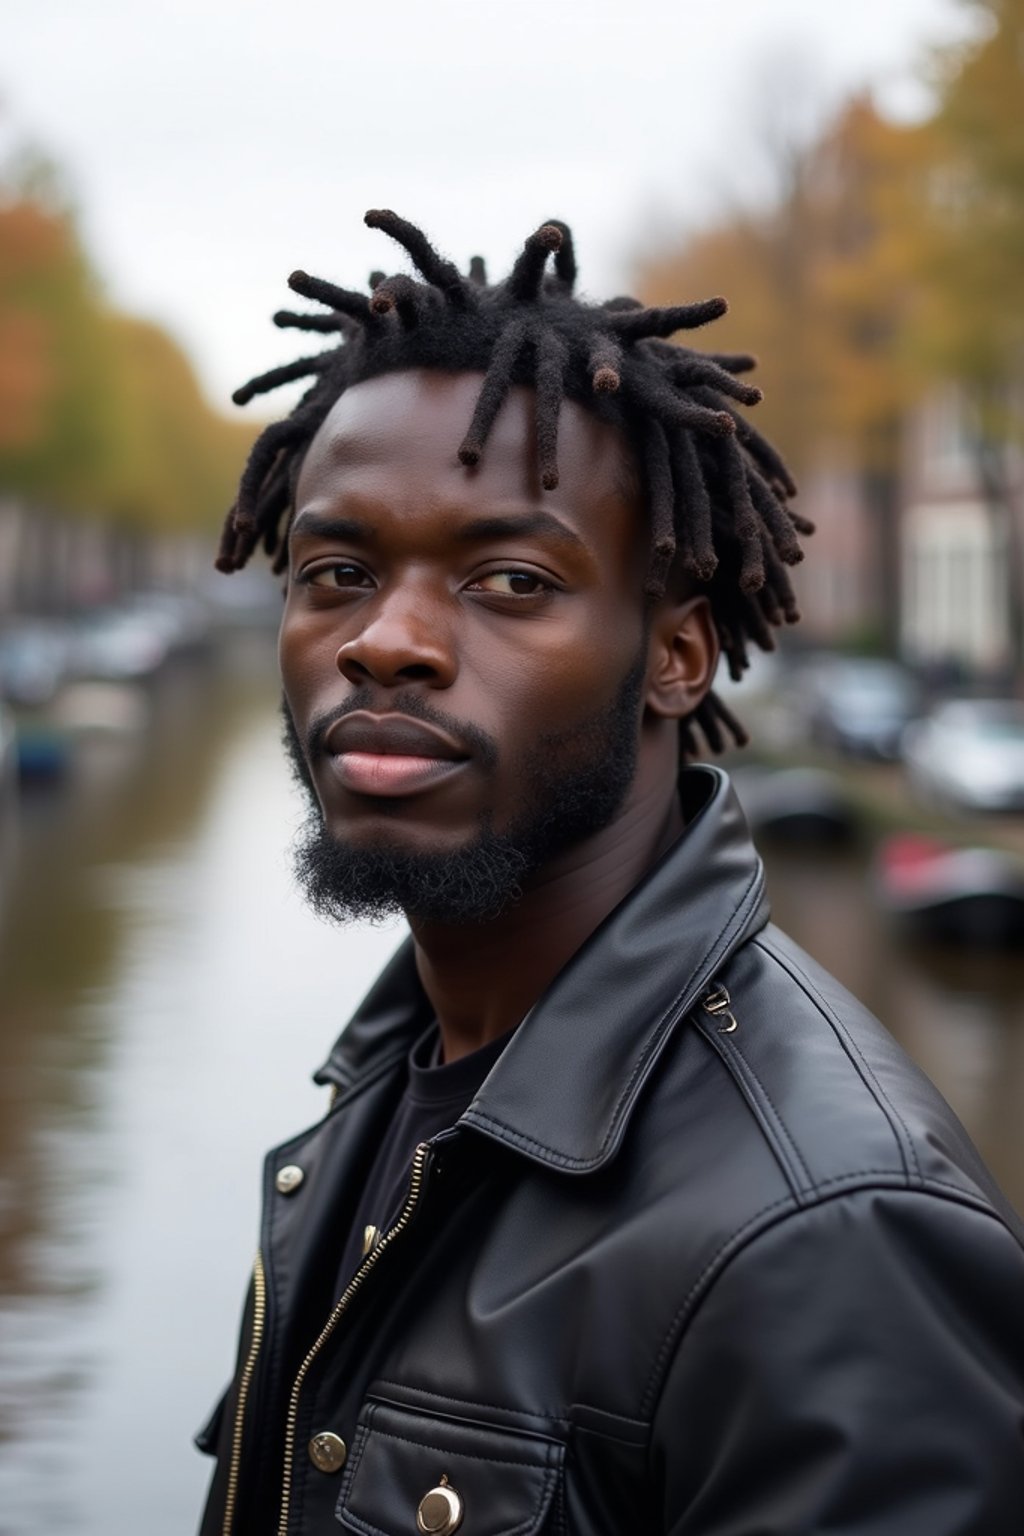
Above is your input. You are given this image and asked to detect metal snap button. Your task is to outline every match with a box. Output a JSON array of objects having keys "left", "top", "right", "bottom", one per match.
[
  {"left": 308, "top": 1431, "right": 347, "bottom": 1473},
  {"left": 701, "top": 985, "right": 738, "bottom": 1035},
  {"left": 275, "top": 1164, "right": 304, "bottom": 1195},
  {"left": 417, "top": 1476, "right": 463, "bottom": 1535}
]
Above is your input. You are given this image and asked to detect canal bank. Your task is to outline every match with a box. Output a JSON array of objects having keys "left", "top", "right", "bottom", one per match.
[{"left": 734, "top": 745, "right": 1024, "bottom": 858}]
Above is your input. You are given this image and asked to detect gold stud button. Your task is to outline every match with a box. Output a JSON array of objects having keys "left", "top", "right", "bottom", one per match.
[
  {"left": 275, "top": 1164, "right": 304, "bottom": 1195},
  {"left": 308, "top": 1431, "right": 347, "bottom": 1473},
  {"left": 417, "top": 1477, "right": 463, "bottom": 1535}
]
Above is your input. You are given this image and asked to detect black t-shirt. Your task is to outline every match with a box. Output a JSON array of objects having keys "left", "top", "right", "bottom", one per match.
[{"left": 334, "top": 1022, "right": 512, "bottom": 1293}]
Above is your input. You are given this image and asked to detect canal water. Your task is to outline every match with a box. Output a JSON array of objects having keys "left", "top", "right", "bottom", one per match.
[{"left": 1, "top": 642, "right": 1022, "bottom": 1536}]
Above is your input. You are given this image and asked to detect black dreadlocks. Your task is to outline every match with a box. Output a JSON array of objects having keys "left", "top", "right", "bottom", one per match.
[{"left": 218, "top": 210, "right": 812, "bottom": 753}]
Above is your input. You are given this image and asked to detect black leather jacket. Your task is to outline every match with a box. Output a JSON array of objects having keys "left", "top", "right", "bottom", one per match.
[{"left": 198, "top": 766, "right": 1024, "bottom": 1536}]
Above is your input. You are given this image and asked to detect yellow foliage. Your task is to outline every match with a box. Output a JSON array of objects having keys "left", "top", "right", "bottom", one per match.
[
  {"left": 636, "top": 97, "right": 937, "bottom": 478},
  {"left": 98, "top": 316, "right": 257, "bottom": 532},
  {"left": 0, "top": 195, "right": 114, "bottom": 494},
  {"left": 922, "top": 0, "right": 1024, "bottom": 401},
  {"left": 635, "top": 0, "right": 1024, "bottom": 466},
  {"left": 0, "top": 189, "right": 257, "bottom": 530}
]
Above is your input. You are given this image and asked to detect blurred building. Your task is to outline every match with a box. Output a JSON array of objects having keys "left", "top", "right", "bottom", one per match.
[
  {"left": 900, "top": 387, "right": 1023, "bottom": 684},
  {"left": 785, "top": 388, "right": 1023, "bottom": 687},
  {"left": 790, "top": 461, "right": 875, "bottom": 646},
  {"left": 0, "top": 498, "right": 214, "bottom": 616}
]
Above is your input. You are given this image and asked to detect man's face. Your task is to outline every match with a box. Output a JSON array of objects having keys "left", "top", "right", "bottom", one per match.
[{"left": 279, "top": 369, "right": 657, "bottom": 922}]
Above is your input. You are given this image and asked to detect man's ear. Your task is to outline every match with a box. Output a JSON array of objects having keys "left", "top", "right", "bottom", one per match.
[{"left": 644, "top": 595, "right": 719, "bottom": 720}]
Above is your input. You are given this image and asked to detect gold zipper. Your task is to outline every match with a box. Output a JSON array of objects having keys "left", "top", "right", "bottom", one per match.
[
  {"left": 276, "top": 1141, "right": 432, "bottom": 1536},
  {"left": 222, "top": 1250, "right": 267, "bottom": 1536}
]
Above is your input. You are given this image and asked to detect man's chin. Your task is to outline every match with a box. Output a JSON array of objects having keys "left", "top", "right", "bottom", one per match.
[
  {"left": 283, "top": 648, "right": 645, "bottom": 926},
  {"left": 292, "top": 814, "right": 531, "bottom": 926}
]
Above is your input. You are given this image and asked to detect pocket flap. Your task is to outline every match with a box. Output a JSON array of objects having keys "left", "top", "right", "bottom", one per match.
[{"left": 336, "top": 1400, "right": 563, "bottom": 1536}]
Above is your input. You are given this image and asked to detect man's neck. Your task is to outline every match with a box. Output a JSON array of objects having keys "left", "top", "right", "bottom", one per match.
[{"left": 410, "top": 761, "right": 684, "bottom": 1063}]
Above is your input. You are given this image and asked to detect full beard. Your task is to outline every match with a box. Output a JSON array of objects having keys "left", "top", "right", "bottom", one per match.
[{"left": 283, "top": 656, "right": 645, "bottom": 926}]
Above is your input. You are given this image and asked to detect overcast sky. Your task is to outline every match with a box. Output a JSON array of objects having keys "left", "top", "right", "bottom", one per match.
[{"left": 4, "top": 0, "right": 977, "bottom": 411}]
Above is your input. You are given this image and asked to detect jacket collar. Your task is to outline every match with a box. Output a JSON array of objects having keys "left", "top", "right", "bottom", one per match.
[{"left": 314, "top": 765, "right": 768, "bottom": 1173}]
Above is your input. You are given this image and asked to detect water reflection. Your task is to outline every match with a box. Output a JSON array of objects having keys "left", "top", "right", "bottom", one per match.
[
  {"left": 761, "top": 838, "right": 1024, "bottom": 1213},
  {"left": 0, "top": 652, "right": 1021, "bottom": 1535},
  {"left": 0, "top": 642, "right": 404, "bottom": 1534}
]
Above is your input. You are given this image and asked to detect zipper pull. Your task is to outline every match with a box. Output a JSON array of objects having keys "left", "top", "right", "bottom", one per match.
[{"left": 701, "top": 984, "right": 738, "bottom": 1035}]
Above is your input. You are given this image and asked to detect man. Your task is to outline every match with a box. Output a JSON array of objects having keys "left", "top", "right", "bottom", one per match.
[{"left": 198, "top": 211, "right": 1024, "bottom": 1535}]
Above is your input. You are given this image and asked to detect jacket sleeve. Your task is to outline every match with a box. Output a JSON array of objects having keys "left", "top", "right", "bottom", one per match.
[{"left": 651, "top": 1187, "right": 1024, "bottom": 1535}]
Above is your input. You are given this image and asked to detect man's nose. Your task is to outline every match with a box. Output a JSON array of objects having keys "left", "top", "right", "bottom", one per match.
[{"left": 335, "top": 587, "right": 457, "bottom": 689}]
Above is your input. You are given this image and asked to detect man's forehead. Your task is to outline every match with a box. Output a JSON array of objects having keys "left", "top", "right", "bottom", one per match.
[{"left": 298, "top": 368, "right": 640, "bottom": 508}]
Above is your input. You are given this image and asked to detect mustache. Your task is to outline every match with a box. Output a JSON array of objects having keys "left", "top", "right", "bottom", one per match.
[{"left": 304, "top": 688, "right": 499, "bottom": 771}]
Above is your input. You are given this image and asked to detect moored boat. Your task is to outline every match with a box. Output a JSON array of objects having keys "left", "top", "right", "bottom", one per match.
[
  {"left": 875, "top": 833, "right": 1024, "bottom": 946},
  {"left": 731, "top": 766, "right": 861, "bottom": 846}
]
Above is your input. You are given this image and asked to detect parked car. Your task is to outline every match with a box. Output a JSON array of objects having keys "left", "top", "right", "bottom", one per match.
[
  {"left": 0, "top": 621, "right": 72, "bottom": 706},
  {"left": 68, "top": 606, "right": 172, "bottom": 682},
  {"left": 806, "top": 657, "right": 921, "bottom": 760},
  {"left": 120, "top": 590, "right": 212, "bottom": 656},
  {"left": 903, "top": 700, "right": 1024, "bottom": 813}
]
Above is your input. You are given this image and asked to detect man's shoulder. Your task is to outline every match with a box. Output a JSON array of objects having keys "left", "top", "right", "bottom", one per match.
[
  {"left": 609, "top": 921, "right": 1024, "bottom": 1392},
  {"left": 715, "top": 923, "right": 1015, "bottom": 1212},
  {"left": 638, "top": 919, "right": 1022, "bottom": 1252}
]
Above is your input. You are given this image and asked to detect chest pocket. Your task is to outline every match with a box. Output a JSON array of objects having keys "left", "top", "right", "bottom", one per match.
[{"left": 336, "top": 1399, "right": 564, "bottom": 1536}]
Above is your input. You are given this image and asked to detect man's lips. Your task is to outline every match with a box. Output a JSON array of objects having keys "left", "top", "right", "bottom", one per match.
[
  {"left": 324, "top": 712, "right": 471, "bottom": 798},
  {"left": 326, "top": 712, "right": 468, "bottom": 761}
]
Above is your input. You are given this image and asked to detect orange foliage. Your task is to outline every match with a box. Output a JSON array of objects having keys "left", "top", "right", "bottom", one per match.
[
  {"left": 0, "top": 186, "right": 257, "bottom": 529},
  {"left": 636, "top": 97, "right": 935, "bottom": 479},
  {"left": 0, "top": 200, "right": 66, "bottom": 452}
]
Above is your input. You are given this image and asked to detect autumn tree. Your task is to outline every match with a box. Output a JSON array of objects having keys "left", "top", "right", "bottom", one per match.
[
  {"left": 636, "top": 98, "right": 933, "bottom": 650},
  {"left": 0, "top": 155, "right": 119, "bottom": 510},
  {"left": 922, "top": 0, "right": 1024, "bottom": 666},
  {"left": 99, "top": 315, "right": 256, "bottom": 535},
  {"left": 0, "top": 143, "right": 257, "bottom": 558},
  {"left": 804, "top": 102, "right": 936, "bottom": 651}
]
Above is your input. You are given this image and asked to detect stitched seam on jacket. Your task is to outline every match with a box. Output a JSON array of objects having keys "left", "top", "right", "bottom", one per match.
[
  {"left": 464, "top": 863, "right": 765, "bottom": 1166},
  {"left": 348, "top": 1424, "right": 558, "bottom": 1469},
  {"left": 567, "top": 1418, "right": 649, "bottom": 1445},
  {"left": 568, "top": 1406, "right": 649, "bottom": 1431},
  {"left": 368, "top": 1397, "right": 653, "bottom": 1447},
  {"left": 336, "top": 1421, "right": 372, "bottom": 1524},
  {"left": 639, "top": 1190, "right": 798, "bottom": 1417},
  {"left": 371, "top": 1381, "right": 571, "bottom": 1426},
  {"left": 692, "top": 1015, "right": 813, "bottom": 1199},
  {"left": 270, "top": 1049, "right": 408, "bottom": 1160},
  {"left": 638, "top": 1178, "right": 1004, "bottom": 1420},
  {"left": 316, "top": 1045, "right": 410, "bottom": 1110},
  {"left": 725, "top": 1041, "right": 816, "bottom": 1193},
  {"left": 752, "top": 935, "right": 922, "bottom": 1184}
]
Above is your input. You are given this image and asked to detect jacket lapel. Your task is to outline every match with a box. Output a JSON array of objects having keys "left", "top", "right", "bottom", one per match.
[{"left": 315, "top": 766, "right": 768, "bottom": 1171}]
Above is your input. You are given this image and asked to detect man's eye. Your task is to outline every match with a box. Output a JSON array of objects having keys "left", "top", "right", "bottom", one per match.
[
  {"left": 305, "top": 563, "right": 371, "bottom": 590},
  {"left": 472, "top": 570, "right": 550, "bottom": 598}
]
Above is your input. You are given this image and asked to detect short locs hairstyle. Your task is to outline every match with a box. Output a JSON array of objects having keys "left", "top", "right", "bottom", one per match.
[{"left": 218, "top": 210, "right": 811, "bottom": 753}]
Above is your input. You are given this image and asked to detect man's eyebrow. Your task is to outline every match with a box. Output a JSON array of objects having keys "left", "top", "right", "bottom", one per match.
[
  {"left": 289, "top": 512, "right": 372, "bottom": 543},
  {"left": 456, "top": 512, "right": 587, "bottom": 551},
  {"left": 288, "top": 508, "right": 589, "bottom": 553}
]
